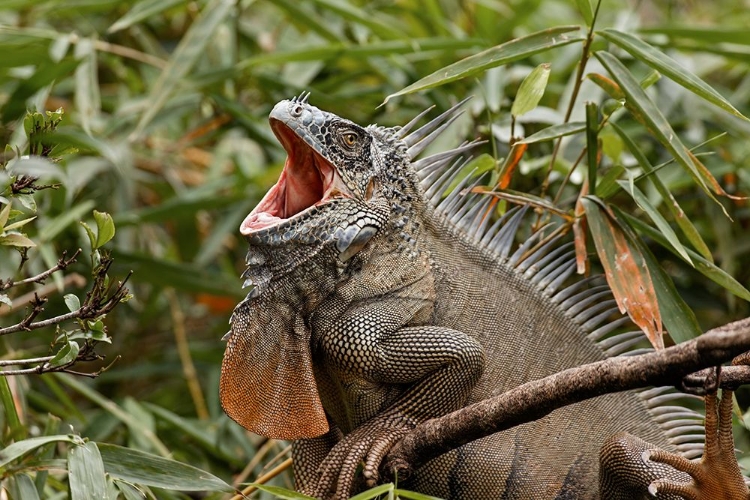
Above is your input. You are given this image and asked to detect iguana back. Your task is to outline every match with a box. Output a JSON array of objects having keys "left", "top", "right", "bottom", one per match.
[{"left": 220, "top": 96, "right": 705, "bottom": 499}]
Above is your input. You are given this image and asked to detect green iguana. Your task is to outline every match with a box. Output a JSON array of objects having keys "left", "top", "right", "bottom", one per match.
[{"left": 219, "top": 94, "right": 749, "bottom": 499}]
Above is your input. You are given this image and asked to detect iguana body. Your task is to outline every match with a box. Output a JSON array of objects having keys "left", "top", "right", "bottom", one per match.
[{"left": 220, "top": 96, "right": 743, "bottom": 499}]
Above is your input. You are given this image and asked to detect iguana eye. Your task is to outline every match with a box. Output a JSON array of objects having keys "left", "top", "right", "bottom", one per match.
[{"left": 341, "top": 132, "right": 358, "bottom": 147}]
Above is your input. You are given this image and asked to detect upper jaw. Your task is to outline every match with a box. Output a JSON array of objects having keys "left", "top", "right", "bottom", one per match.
[{"left": 239, "top": 102, "right": 353, "bottom": 236}]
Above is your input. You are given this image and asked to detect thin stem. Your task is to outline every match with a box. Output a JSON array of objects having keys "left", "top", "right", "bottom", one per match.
[
  {"left": 539, "top": 0, "right": 603, "bottom": 199},
  {"left": 0, "top": 355, "right": 54, "bottom": 366},
  {"left": 1, "top": 249, "right": 81, "bottom": 291}
]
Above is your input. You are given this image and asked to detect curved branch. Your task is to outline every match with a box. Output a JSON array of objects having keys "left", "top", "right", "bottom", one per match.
[{"left": 383, "top": 317, "right": 750, "bottom": 481}]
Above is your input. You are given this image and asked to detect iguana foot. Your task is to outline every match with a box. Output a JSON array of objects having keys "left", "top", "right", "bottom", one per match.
[
  {"left": 313, "top": 416, "right": 413, "bottom": 500},
  {"left": 645, "top": 390, "right": 749, "bottom": 499}
]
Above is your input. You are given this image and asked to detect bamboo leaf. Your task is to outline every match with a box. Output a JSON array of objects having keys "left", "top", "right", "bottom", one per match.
[
  {"left": 511, "top": 63, "right": 551, "bottom": 117},
  {"left": 68, "top": 442, "right": 107, "bottom": 500},
  {"left": 610, "top": 122, "right": 713, "bottom": 261},
  {"left": 594, "top": 51, "right": 722, "bottom": 201},
  {"left": 582, "top": 196, "right": 664, "bottom": 349},
  {"left": 132, "top": 0, "right": 236, "bottom": 138},
  {"left": 6, "top": 474, "right": 40, "bottom": 500},
  {"left": 109, "top": 0, "right": 186, "bottom": 33},
  {"left": 98, "top": 443, "right": 233, "bottom": 492},
  {"left": 385, "top": 26, "right": 583, "bottom": 102},
  {"left": 598, "top": 29, "right": 748, "bottom": 121},
  {"left": 517, "top": 122, "right": 586, "bottom": 144},
  {"left": 616, "top": 180, "right": 693, "bottom": 265},
  {"left": 574, "top": 0, "right": 594, "bottom": 26},
  {"left": 585, "top": 102, "right": 599, "bottom": 196},
  {"left": 612, "top": 206, "right": 703, "bottom": 343},
  {"left": 622, "top": 213, "right": 750, "bottom": 302},
  {"left": 0, "top": 435, "right": 81, "bottom": 469}
]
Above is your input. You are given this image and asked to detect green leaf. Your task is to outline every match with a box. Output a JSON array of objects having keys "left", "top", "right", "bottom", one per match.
[
  {"left": 6, "top": 474, "right": 41, "bottom": 500},
  {"left": 15, "top": 194, "right": 37, "bottom": 212},
  {"left": 114, "top": 481, "right": 148, "bottom": 500},
  {"left": 574, "top": 0, "right": 594, "bottom": 26},
  {"left": 93, "top": 210, "right": 115, "bottom": 248},
  {"left": 69, "top": 442, "right": 107, "bottom": 500},
  {"left": 596, "top": 164, "right": 625, "bottom": 199},
  {"left": 0, "top": 233, "right": 37, "bottom": 247},
  {"left": 109, "top": 0, "right": 186, "bottom": 33},
  {"left": 0, "top": 202, "right": 10, "bottom": 229},
  {"left": 250, "top": 484, "right": 316, "bottom": 499},
  {"left": 80, "top": 221, "right": 97, "bottom": 250},
  {"left": 0, "top": 377, "right": 24, "bottom": 440},
  {"left": 517, "top": 122, "right": 586, "bottom": 144},
  {"left": 0, "top": 435, "right": 81, "bottom": 469},
  {"left": 394, "top": 489, "right": 446, "bottom": 500},
  {"left": 585, "top": 101, "right": 599, "bottom": 195},
  {"left": 97, "top": 443, "right": 233, "bottom": 492},
  {"left": 622, "top": 213, "right": 750, "bottom": 302},
  {"left": 64, "top": 294, "right": 81, "bottom": 312},
  {"left": 616, "top": 180, "right": 693, "bottom": 265},
  {"left": 598, "top": 29, "right": 748, "bottom": 121},
  {"left": 612, "top": 206, "right": 703, "bottom": 343},
  {"left": 73, "top": 36, "right": 101, "bottom": 136},
  {"left": 49, "top": 340, "right": 80, "bottom": 367},
  {"left": 4, "top": 216, "right": 37, "bottom": 231},
  {"left": 348, "top": 484, "right": 394, "bottom": 500},
  {"left": 131, "top": 0, "right": 236, "bottom": 138},
  {"left": 594, "top": 51, "right": 719, "bottom": 201},
  {"left": 640, "top": 26, "right": 750, "bottom": 46},
  {"left": 511, "top": 63, "right": 551, "bottom": 117},
  {"left": 385, "top": 26, "right": 583, "bottom": 102},
  {"left": 610, "top": 122, "right": 713, "bottom": 261}
]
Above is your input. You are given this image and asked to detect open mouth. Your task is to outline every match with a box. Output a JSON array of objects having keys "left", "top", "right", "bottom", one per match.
[{"left": 240, "top": 120, "right": 349, "bottom": 235}]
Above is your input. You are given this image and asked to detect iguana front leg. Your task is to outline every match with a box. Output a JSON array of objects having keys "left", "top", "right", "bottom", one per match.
[
  {"left": 311, "top": 303, "right": 485, "bottom": 500},
  {"left": 293, "top": 426, "right": 343, "bottom": 495}
]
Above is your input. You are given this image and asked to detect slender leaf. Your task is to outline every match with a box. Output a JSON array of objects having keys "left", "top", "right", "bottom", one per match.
[
  {"left": 518, "top": 122, "right": 586, "bottom": 144},
  {"left": 132, "top": 0, "right": 235, "bottom": 138},
  {"left": 585, "top": 102, "right": 599, "bottom": 195},
  {"left": 250, "top": 484, "right": 316, "bottom": 499},
  {"left": 97, "top": 443, "right": 233, "bottom": 492},
  {"left": 73, "top": 36, "right": 100, "bottom": 136},
  {"left": 69, "top": 442, "right": 108, "bottom": 500},
  {"left": 395, "top": 489, "right": 446, "bottom": 500},
  {"left": 0, "top": 377, "right": 25, "bottom": 440},
  {"left": 385, "top": 26, "right": 583, "bottom": 101},
  {"left": 348, "top": 484, "right": 394, "bottom": 500},
  {"left": 595, "top": 51, "right": 722, "bottom": 202},
  {"left": 574, "top": 0, "right": 594, "bottom": 26},
  {"left": 610, "top": 122, "right": 713, "bottom": 261},
  {"left": 0, "top": 435, "right": 81, "bottom": 469},
  {"left": 622, "top": 213, "right": 750, "bottom": 302},
  {"left": 616, "top": 180, "right": 693, "bottom": 265},
  {"left": 511, "top": 63, "right": 551, "bottom": 117},
  {"left": 109, "top": 0, "right": 186, "bottom": 33},
  {"left": 612, "top": 206, "right": 703, "bottom": 343},
  {"left": 598, "top": 29, "right": 748, "bottom": 121},
  {"left": 582, "top": 196, "right": 664, "bottom": 349},
  {"left": 39, "top": 200, "right": 96, "bottom": 242},
  {"left": 7, "top": 474, "right": 41, "bottom": 500},
  {"left": 640, "top": 26, "right": 750, "bottom": 47}
]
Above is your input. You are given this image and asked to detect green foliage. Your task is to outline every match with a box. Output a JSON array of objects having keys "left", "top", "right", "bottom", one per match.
[{"left": 0, "top": 0, "right": 749, "bottom": 498}]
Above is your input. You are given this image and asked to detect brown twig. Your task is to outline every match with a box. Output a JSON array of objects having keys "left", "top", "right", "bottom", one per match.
[
  {"left": 0, "top": 249, "right": 81, "bottom": 291},
  {"left": 383, "top": 317, "right": 750, "bottom": 482}
]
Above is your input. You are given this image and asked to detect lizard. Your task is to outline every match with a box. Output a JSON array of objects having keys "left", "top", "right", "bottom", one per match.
[{"left": 219, "top": 93, "right": 750, "bottom": 499}]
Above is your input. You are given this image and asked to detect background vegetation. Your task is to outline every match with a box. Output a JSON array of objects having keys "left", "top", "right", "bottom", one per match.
[{"left": 1, "top": 0, "right": 749, "bottom": 498}]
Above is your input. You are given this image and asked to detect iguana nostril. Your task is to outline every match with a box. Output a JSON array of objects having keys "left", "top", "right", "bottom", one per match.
[{"left": 292, "top": 105, "right": 303, "bottom": 116}]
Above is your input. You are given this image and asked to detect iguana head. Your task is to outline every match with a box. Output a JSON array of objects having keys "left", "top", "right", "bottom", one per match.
[{"left": 221, "top": 95, "right": 469, "bottom": 439}]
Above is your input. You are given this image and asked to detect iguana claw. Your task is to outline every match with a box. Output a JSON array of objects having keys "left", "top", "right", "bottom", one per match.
[
  {"left": 314, "top": 417, "right": 412, "bottom": 499},
  {"left": 645, "top": 390, "right": 749, "bottom": 500}
]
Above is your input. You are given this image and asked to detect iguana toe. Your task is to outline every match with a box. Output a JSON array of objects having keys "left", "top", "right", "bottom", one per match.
[
  {"left": 314, "top": 418, "right": 412, "bottom": 499},
  {"left": 646, "top": 390, "right": 749, "bottom": 500}
]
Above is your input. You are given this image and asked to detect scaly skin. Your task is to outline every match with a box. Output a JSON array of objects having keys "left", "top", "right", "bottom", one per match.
[{"left": 220, "top": 96, "right": 749, "bottom": 499}]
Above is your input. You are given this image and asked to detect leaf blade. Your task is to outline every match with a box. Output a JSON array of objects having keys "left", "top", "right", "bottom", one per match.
[{"left": 385, "top": 26, "right": 583, "bottom": 102}]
